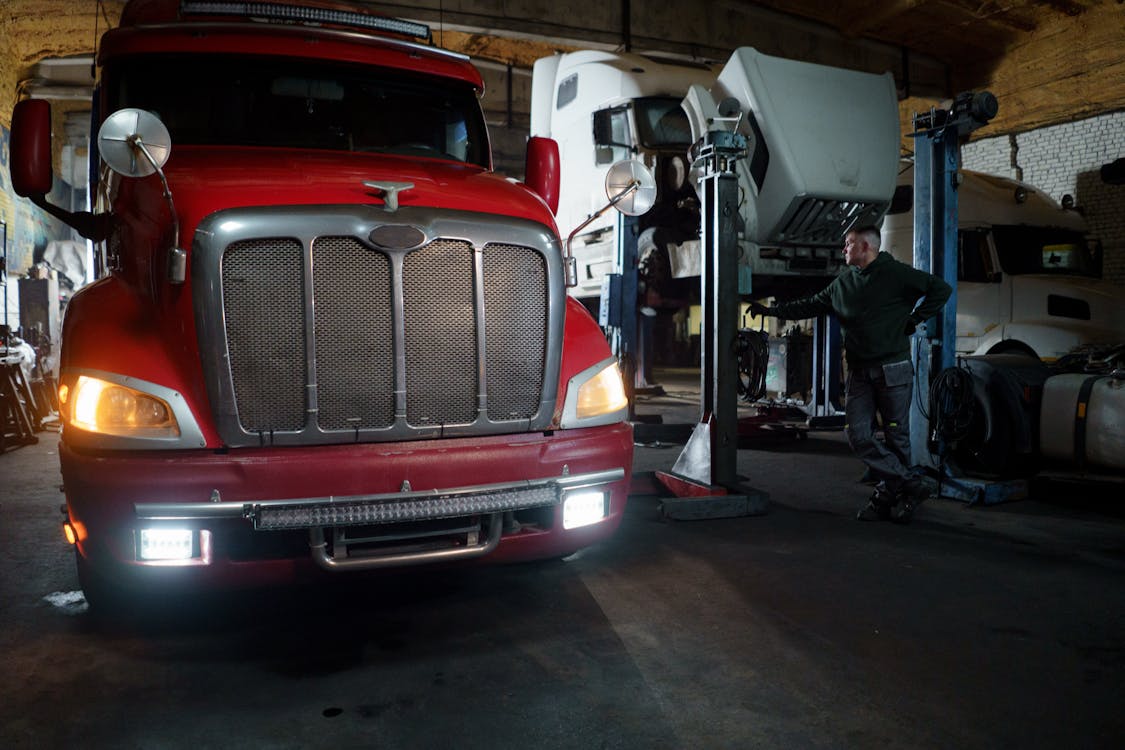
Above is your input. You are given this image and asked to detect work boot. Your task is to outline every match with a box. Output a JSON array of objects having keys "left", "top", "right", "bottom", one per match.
[
  {"left": 891, "top": 477, "right": 929, "bottom": 524},
  {"left": 856, "top": 481, "right": 896, "bottom": 521}
]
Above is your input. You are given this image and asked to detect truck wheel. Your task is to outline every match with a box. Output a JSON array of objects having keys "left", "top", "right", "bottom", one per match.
[
  {"left": 987, "top": 340, "right": 1039, "bottom": 359},
  {"left": 75, "top": 549, "right": 124, "bottom": 616}
]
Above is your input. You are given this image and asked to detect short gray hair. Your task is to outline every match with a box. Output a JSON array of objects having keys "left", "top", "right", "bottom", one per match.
[{"left": 851, "top": 224, "right": 881, "bottom": 251}]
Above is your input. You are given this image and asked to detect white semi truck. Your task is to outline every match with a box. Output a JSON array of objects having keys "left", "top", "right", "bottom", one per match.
[
  {"left": 882, "top": 164, "right": 1125, "bottom": 361},
  {"left": 531, "top": 49, "right": 898, "bottom": 310},
  {"left": 530, "top": 51, "right": 717, "bottom": 304}
]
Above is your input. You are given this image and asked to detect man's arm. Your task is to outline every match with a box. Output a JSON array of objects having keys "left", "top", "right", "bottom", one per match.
[
  {"left": 906, "top": 268, "right": 953, "bottom": 327},
  {"left": 754, "top": 284, "right": 837, "bottom": 321}
]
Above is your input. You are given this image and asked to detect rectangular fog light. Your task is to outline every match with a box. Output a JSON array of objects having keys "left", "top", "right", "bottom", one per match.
[
  {"left": 139, "top": 528, "right": 195, "bottom": 561},
  {"left": 563, "top": 490, "right": 607, "bottom": 530}
]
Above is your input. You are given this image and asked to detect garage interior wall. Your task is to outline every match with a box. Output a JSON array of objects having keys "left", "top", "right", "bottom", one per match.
[
  {"left": 1, "top": 126, "right": 77, "bottom": 326},
  {"left": 961, "top": 110, "right": 1125, "bottom": 285}
]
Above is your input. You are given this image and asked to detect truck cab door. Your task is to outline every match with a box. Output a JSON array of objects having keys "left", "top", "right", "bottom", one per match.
[
  {"left": 592, "top": 106, "right": 633, "bottom": 165},
  {"left": 954, "top": 228, "right": 1003, "bottom": 355}
]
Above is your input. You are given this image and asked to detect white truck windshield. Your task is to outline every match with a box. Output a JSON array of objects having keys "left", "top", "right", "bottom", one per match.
[
  {"left": 633, "top": 97, "right": 693, "bottom": 149},
  {"left": 992, "top": 226, "right": 1099, "bottom": 278}
]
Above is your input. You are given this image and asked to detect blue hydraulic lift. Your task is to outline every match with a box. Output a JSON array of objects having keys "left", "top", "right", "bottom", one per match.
[{"left": 908, "top": 91, "right": 997, "bottom": 469}]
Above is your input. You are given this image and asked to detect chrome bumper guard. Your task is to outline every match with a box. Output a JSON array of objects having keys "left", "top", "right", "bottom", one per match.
[{"left": 134, "top": 468, "right": 625, "bottom": 571}]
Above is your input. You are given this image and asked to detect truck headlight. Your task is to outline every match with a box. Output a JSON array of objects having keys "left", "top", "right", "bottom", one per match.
[
  {"left": 138, "top": 528, "right": 195, "bottom": 561},
  {"left": 68, "top": 375, "right": 180, "bottom": 437},
  {"left": 563, "top": 490, "right": 608, "bottom": 529},
  {"left": 560, "top": 357, "right": 628, "bottom": 428}
]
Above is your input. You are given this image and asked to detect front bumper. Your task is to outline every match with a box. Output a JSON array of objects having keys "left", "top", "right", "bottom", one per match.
[{"left": 61, "top": 423, "right": 632, "bottom": 590}]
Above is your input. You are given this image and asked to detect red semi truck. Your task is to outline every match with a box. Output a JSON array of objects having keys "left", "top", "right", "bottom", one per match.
[{"left": 9, "top": 0, "right": 633, "bottom": 606}]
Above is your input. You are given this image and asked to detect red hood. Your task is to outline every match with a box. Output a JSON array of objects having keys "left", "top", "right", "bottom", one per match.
[{"left": 164, "top": 147, "right": 557, "bottom": 240}]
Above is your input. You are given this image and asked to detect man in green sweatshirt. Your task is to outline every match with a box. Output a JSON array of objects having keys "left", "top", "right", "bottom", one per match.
[{"left": 750, "top": 225, "right": 952, "bottom": 522}]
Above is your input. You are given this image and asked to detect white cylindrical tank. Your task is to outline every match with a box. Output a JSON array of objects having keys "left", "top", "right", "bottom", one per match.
[{"left": 1039, "top": 373, "right": 1125, "bottom": 471}]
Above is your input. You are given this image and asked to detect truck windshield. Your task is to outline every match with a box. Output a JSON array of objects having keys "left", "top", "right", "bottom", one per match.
[
  {"left": 634, "top": 97, "right": 693, "bottom": 149},
  {"left": 992, "top": 226, "right": 1099, "bottom": 278},
  {"left": 103, "top": 55, "right": 489, "bottom": 168}
]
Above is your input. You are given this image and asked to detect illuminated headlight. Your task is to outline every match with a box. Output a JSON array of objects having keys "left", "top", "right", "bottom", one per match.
[
  {"left": 563, "top": 491, "right": 608, "bottom": 530},
  {"left": 67, "top": 375, "right": 180, "bottom": 438},
  {"left": 138, "top": 529, "right": 194, "bottom": 561},
  {"left": 561, "top": 357, "right": 628, "bottom": 428}
]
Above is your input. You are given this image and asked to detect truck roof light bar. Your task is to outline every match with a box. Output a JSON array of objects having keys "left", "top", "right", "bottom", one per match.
[{"left": 180, "top": 1, "right": 432, "bottom": 42}]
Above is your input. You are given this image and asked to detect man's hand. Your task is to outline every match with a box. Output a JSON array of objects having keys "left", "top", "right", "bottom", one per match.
[
  {"left": 904, "top": 316, "right": 919, "bottom": 336},
  {"left": 748, "top": 301, "right": 772, "bottom": 318}
]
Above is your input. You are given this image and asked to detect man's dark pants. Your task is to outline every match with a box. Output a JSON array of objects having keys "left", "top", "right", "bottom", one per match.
[{"left": 844, "top": 359, "right": 915, "bottom": 492}]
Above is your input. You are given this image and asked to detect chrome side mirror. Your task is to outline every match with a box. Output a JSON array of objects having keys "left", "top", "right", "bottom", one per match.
[
  {"left": 98, "top": 109, "right": 185, "bottom": 284},
  {"left": 564, "top": 159, "right": 656, "bottom": 287}
]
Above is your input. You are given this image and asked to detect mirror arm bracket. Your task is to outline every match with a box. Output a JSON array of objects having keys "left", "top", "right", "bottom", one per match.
[
  {"left": 564, "top": 181, "right": 640, "bottom": 288},
  {"left": 29, "top": 194, "right": 111, "bottom": 242},
  {"left": 131, "top": 135, "right": 186, "bottom": 284}
]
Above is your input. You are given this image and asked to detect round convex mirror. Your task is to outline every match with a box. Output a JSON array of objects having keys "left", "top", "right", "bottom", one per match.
[
  {"left": 97, "top": 109, "right": 172, "bottom": 178},
  {"left": 604, "top": 159, "right": 657, "bottom": 217}
]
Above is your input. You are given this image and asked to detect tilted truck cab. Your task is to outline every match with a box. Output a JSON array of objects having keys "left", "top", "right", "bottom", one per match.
[
  {"left": 532, "top": 48, "right": 899, "bottom": 309},
  {"left": 9, "top": 0, "right": 633, "bottom": 605}
]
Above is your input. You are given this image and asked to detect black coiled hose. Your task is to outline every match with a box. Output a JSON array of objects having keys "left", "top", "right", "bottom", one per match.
[
  {"left": 927, "top": 364, "right": 977, "bottom": 454},
  {"left": 736, "top": 328, "right": 770, "bottom": 402}
]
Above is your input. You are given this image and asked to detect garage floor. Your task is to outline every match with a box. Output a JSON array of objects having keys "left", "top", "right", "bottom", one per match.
[{"left": 2, "top": 369, "right": 1124, "bottom": 749}]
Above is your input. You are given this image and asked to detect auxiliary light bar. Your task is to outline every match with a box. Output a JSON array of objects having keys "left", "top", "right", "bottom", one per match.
[
  {"left": 181, "top": 1, "right": 432, "bottom": 41},
  {"left": 252, "top": 485, "right": 559, "bottom": 530}
]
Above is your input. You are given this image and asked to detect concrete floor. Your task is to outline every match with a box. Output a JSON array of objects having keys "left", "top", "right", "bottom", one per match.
[{"left": 2, "top": 373, "right": 1124, "bottom": 749}]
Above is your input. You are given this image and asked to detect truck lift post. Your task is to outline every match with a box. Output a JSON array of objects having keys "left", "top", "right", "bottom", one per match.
[
  {"left": 655, "top": 48, "right": 901, "bottom": 518},
  {"left": 909, "top": 91, "right": 997, "bottom": 467},
  {"left": 659, "top": 124, "right": 770, "bottom": 517}
]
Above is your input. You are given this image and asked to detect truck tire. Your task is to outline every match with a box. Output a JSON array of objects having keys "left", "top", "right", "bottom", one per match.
[
  {"left": 987, "top": 340, "right": 1039, "bottom": 359},
  {"left": 75, "top": 549, "right": 125, "bottom": 617}
]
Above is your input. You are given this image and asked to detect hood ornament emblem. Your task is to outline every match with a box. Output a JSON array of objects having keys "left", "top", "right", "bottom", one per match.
[{"left": 364, "top": 180, "right": 415, "bottom": 212}]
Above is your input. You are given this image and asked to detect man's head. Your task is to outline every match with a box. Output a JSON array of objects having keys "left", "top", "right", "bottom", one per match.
[{"left": 843, "top": 225, "right": 881, "bottom": 269}]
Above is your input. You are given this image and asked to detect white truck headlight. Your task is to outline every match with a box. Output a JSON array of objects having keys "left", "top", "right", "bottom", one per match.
[
  {"left": 138, "top": 528, "right": 195, "bottom": 561},
  {"left": 563, "top": 490, "right": 608, "bottom": 529},
  {"left": 560, "top": 357, "right": 628, "bottom": 428}
]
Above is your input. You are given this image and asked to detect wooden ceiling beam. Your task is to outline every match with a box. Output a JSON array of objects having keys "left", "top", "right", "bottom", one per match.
[
  {"left": 935, "top": 0, "right": 1039, "bottom": 32},
  {"left": 958, "top": 1, "right": 1124, "bottom": 134},
  {"left": 841, "top": 0, "right": 926, "bottom": 36}
]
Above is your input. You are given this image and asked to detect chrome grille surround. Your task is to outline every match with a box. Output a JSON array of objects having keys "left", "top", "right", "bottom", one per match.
[{"left": 193, "top": 206, "right": 563, "bottom": 447}]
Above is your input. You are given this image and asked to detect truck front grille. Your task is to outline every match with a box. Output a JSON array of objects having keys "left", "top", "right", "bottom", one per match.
[
  {"left": 772, "top": 197, "right": 888, "bottom": 247},
  {"left": 195, "top": 207, "right": 562, "bottom": 447},
  {"left": 311, "top": 237, "right": 395, "bottom": 430},
  {"left": 401, "top": 239, "right": 479, "bottom": 427},
  {"left": 223, "top": 238, "right": 309, "bottom": 431}
]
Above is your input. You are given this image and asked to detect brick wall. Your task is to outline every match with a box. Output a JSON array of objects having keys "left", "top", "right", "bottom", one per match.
[{"left": 960, "top": 111, "right": 1125, "bottom": 284}]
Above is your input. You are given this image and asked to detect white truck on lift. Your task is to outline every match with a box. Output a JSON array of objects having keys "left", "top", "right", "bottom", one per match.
[
  {"left": 530, "top": 50, "right": 717, "bottom": 303},
  {"left": 531, "top": 49, "right": 894, "bottom": 308},
  {"left": 882, "top": 164, "right": 1125, "bottom": 361},
  {"left": 679, "top": 47, "right": 899, "bottom": 270}
]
